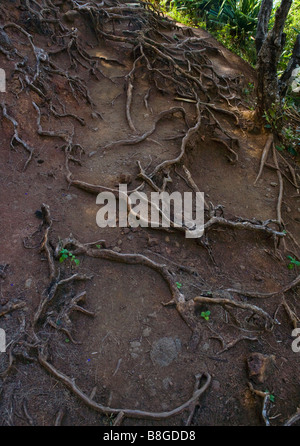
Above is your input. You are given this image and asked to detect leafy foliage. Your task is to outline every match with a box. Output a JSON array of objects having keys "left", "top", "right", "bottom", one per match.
[
  {"left": 287, "top": 256, "right": 300, "bottom": 270},
  {"left": 277, "top": 0, "right": 300, "bottom": 73},
  {"left": 59, "top": 248, "right": 80, "bottom": 266},
  {"left": 154, "top": 0, "right": 300, "bottom": 156},
  {"left": 208, "top": 0, "right": 261, "bottom": 40}
]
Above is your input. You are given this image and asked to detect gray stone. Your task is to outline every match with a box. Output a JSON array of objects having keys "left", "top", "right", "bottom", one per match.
[
  {"left": 25, "top": 278, "right": 32, "bottom": 289},
  {"left": 63, "top": 10, "right": 79, "bottom": 22},
  {"left": 162, "top": 377, "right": 173, "bottom": 389},
  {"left": 150, "top": 337, "right": 181, "bottom": 367},
  {"left": 130, "top": 341, "right": 141, "bottom": 349},
  {"left": 212, "top": 380, "right": 221, "bottom": 391},
  {"left": 202, "top": 342, "right": 210, "bottom": 352},
  {"left": 142, "top": 327, "right": 151, "bottom": 337}
]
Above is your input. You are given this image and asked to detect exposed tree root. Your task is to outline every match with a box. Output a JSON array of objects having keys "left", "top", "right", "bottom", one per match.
[
  {"left": 1, "top": 0, "right": 300, "bottom": 427},
  {"left": 0, "top": 301, "right": 26, "bottom": 318},
  {"left": 38, "top": 349, "right": 211, "bottom": 421},
  {"left": 227, "top": 273, "right": 300, "bottom": 299},
  {"left": 248, "top": 382, "right": 273, "bottom": 426},
  {"left": 284, "top": 409, "right": 300, "bottom": 426},
  {"left": 53, "top": 234, "right": 184, "bottom": 304},
  {"left": 0, "top": 102, "right": 35, "bottom": 171},
  {"left": 254, "top": 133, "right": 274, "bottom": 185},
  {"left": 194, "top": 295, "right": 277, "bottom": 331}
]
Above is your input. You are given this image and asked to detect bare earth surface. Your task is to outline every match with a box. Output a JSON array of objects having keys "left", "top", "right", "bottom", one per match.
[{"left": 0, "top": 0, "right": 300, "bottom": 427}]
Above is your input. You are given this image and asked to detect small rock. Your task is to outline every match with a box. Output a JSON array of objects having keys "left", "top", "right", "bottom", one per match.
[
  {"left": 165, "top": 236, "right": 170, "bottom": 243},
  {"left": 25, "top": 278, "right": 32, "bottom": 289},
  {"left": 162, "top": 377, "right": 173, "bottom": 390},
  {"left": 148, "top": 237, "right": 158, "bottom": 247},
  {"left": 63, "top": 10, "right": 79, "bottom": 22},
  {"left": 112, "top": 246, "right": 121, "bottom": 253},
  {"left": 247, "top": 352, "right": 276, "bottom": 384},
  {"left": 150, "top": 337, "right": 181, "bottom": 367},
  {"left": 202, "top": 342, "right": 210, "bottom": 352},
  {"left": 130, "top": 341, "right": 141, "bottom": 349},
  {"left": 142, "top": 327, "right": 151, "bottom": 337},
  {"left": 270, "top": 182, "right": 278, "bottom": 187},
  {"left": 212, "top": 380, "right": 221, "bottom": 391},
  {"left": 286, "top": 206, "right": 292, "bottom": 213}
]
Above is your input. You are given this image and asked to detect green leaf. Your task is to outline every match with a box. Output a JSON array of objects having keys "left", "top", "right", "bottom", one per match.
[
  {"left": 74, "top": 258, "right": 80, "bottom": 266},
  {"left": 287, "top": 146, "right": 297, "bottom": 156},
  {"left": 201, "top": 311, "right": 210, "bottom": 320}
]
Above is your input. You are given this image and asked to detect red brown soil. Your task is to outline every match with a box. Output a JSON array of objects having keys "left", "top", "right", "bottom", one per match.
[{"left": 0, "top": 0, "right": 300, "bottom": 427}]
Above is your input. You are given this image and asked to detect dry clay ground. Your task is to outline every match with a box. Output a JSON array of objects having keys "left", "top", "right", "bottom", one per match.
[{"left": 0, "top": 0, "right": 300, "bottom": 427}]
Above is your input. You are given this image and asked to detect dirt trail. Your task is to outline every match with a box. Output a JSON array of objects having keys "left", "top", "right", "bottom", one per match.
[{"left": 0, "top": 0, "right": 300, "bottom": 427}]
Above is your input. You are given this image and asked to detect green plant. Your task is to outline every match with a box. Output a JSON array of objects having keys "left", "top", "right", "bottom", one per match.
[
  {"left": 200, "top": 310, "right": 211, "bottom": 320},
  {"left": 176, "top": 281, "right": 183, "bottom": 289},
  {"left": 59, "top": 248, "right": 80, "bottom": 266},
  {"left": 265, "top": 389, "right": 275, "bottom": 402},
  {"left": 243, "top": 82, "right": 254, "bottom": 96},
  {"left": 281, "top": 125, "right": 300, "bottom": 156},
  {"left": 208, "top": 0, "right": 261, "bottom": 41},
  {"left": 277, "top": 0, "right": 300, "bottom": 73},
  {"left": 287, "top": 256, "right": 300, "bottom": 270},
  {"left": 262, "top": 103, "right": 287, "bottom": 131}
]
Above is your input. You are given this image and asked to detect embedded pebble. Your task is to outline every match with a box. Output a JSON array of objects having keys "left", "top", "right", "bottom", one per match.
[
  {"left": 162, "top": 377, "right": 173, "bottom": 389},
  {"left": 142, "top": 327, "right": 151, "bottom": 337},
  {"left": 25, "top": 278, "right": 32, "bottom": 289},
  {"left": 202, "top": 342, "right": 210, "bottom": 352},
  {"left": 150, "top": 337, "right": 181, "bottom": 367}
]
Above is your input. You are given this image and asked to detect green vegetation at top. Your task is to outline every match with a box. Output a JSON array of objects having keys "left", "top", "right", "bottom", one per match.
[
  {"left": 153, "top": 0, "right": 300, "bottom": 69},
  {"left": 152, "top": 0, "right": 300, "bottom": 155}
]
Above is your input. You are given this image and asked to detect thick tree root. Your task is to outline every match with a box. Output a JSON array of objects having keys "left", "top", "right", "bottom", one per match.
[{"left": 38, "top": 349, "right": 211, "bottom": 422}]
